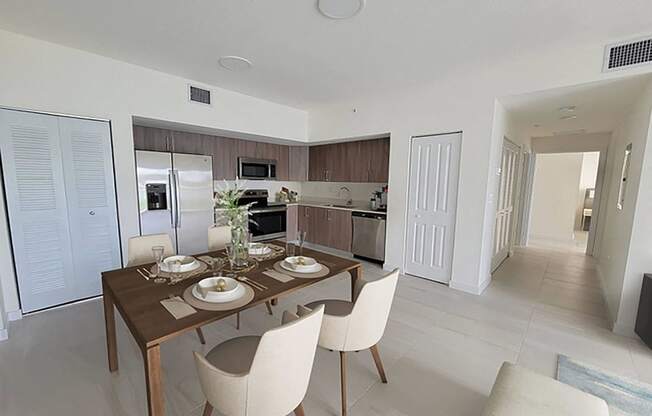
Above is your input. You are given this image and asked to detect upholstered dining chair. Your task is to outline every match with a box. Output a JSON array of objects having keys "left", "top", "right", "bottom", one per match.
[
  {"left": 126, "top": 233, "right": 175, "bottom": 267},
  {"left": 301, "top": 268, "right": 399, "bottom": 416},
  {"left": 208, "top": 225, "right": 274, "bottom": 326},
  {"left": 193, "top": 305, "right": 325, "bottom": 416},
  {"left": 126, "top": 233, "right": 207, "bottom": 345},
  {"left": 207, "top": 225, "right": 231, "bottom": 251}
]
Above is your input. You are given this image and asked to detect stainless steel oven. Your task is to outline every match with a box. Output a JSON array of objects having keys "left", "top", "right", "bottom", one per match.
[
  {"left": 238, "top": 158, "right": 277, "bottom": 180},
  {"left": 237, "top": 189, "right": 286, "bottom": 241}
]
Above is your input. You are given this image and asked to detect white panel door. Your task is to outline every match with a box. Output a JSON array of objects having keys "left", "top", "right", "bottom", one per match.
[
  {"left": 492, "top": 139, "right": 520, "bottom": 271},
  {"left": 405, "top": 133, "right": 461, "bottom": 283},
  {"left": 173, "top": 153, "right": 213, "bottom": 255},
  {"left": 59, "top": 117, "right": 121, "bottom": 299},
  {"left": 0, "top": 109, "right": 76, "bottom": 312}
]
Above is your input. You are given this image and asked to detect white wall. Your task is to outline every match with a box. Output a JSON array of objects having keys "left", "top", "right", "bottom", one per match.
[
  {"left": 0, "top": 29, "right": 309, "bottom": 328},
  {"left": 529, "top": 153, "right": 583, "bottom": 243},
  {"left": 309, "top": 34, "right": 652, "bottom": 294},
  {"left": 598, "top": 80, "right": 652, "bottom": 335}
]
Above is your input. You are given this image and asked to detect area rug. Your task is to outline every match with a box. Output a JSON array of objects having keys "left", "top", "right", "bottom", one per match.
[{"left": 557, "top": 355, "right": 652, "bottom": 415}]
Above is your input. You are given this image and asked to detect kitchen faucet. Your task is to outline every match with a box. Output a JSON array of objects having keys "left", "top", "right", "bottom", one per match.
[{"left": 339, "top": 186, "right": 353, "bottom": 206}]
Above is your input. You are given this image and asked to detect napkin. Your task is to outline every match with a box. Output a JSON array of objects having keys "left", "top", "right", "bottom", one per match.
[
  {"left": 264, "top": 269, "right": 294, "bottom": 283},
  {"left": 160, "top": 296, "right": 197, "bottom": 319}
]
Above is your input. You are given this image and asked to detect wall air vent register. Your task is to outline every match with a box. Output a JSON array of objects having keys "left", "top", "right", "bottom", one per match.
[
  {"left": 603, "top": 36, "right": 652, "bottom": 72},
  {"left": 189, "top": 85, "right": 211, "bottom": 105}
]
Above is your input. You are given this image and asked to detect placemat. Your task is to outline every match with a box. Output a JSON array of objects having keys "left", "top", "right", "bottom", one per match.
[
  {"left": 273, "top": 261, "right": 330, "bottom": 279},
  {"left": 182, "top": 283, "right": 255, "bottom": 311},
  {"left": 150, "top": 260, "right": 209, "bottom": 285},
  {"left": 263, "top": 269, "right": 294, "bottom": 283}
]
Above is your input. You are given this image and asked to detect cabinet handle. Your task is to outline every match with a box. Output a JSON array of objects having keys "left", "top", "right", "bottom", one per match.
[{"left": 89, "top": 210, "right": 95, "bottom": 216}]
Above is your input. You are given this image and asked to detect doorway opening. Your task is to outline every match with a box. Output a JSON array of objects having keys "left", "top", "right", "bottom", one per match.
[{"left": 528, "top": 151, "right": 599, "bottom": 253}]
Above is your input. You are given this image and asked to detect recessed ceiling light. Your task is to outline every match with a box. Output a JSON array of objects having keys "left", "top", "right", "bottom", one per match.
[
  {"left": 317, "top": 0, "right": 365, "bottom": 19},
  {"left": 218, "top": 56, "right": 252, "bottom": 71},
  {"left": 560, "top": 114, "right": 577, "bottom": 120},
  {"left": 558, "top": 105, "right": 577, "bottom": 112}
]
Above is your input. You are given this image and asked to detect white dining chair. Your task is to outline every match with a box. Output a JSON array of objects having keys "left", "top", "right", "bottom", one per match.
[
  {"left": 208, "top": 225, "right": 231, "bottom": 251},
  {"left": 126, "top": 233, "right": 207, "bottom": 344},
  {"left": 301, "top": 268, "right": 399, "bottom": 416},
  {"left": 126, "top": 233, "right": 175, "bottom": 267},
  {"left": 194, "top": 305, "right": 325, "bottom": 416}
]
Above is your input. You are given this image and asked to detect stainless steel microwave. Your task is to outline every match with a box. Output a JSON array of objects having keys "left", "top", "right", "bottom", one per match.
[{"left": 238, "top": 158, "right": 277, "bottom": 180}]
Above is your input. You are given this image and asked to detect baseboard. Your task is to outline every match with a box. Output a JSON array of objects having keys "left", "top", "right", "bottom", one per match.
[
  {"left": 0, "top": 328, "right": 7, "bottom": 341},
  {"left": 7, "top": 309, "right": 22, "bottom": 321},
  {"left": 613, "top": 321, "right": 638, "bottom": 339},
  {"left": 450, "top": 277, "right": 491, "bottom": 295}
]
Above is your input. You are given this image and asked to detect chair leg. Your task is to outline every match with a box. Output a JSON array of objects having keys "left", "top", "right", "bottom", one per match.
[
  {"left": 202, "top": 401, "right": 213, "bottom": 416},
  {"left": 236, "top": 312, "right": 240, "bottom": 330},
  {"left": 294, "top": 402, "right": 305, "bottom": 416},
  {"left": 196, "top": 328, "right": 206, "bottom": 345},
  {"left": 369, "top": 344, "right": 387, "bottom": 383},
  {"left": 265, "top": 301, "right": 274, "bottom": 315},
  {"left": 340, "top": 351, "right": 347, "bottom": 416}
]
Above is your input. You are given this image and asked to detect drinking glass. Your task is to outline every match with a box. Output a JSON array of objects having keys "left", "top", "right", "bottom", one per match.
[
  {"left": 151, "top": 246, "right": 166, "bottom": 283},
  {"left": 225, "top": 243, "right": 236, "bottom": 268},
  {"left": 297, "top": 231, "right": 307, "bottom": 255},
  {"left": 286, "top": 242, "right": 296, "bottom": 257}
]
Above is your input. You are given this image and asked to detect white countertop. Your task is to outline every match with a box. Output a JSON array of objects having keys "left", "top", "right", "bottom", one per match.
[{"left": 285, "top": 200, "right": 387, "bottom": 215}]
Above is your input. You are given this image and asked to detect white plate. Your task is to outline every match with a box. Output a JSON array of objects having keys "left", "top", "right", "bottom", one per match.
[
  {"left": 281, "top": 257, "right": 322, "bottom": 273},
  {"left": 192, "top": 277, "right": 245, "bottom": 303},
  {"left": 249, "top": 244, "right": 272, "bottom": 256},
  {"left": 160, "top": 255, "right": 199, "bottom": 273}
]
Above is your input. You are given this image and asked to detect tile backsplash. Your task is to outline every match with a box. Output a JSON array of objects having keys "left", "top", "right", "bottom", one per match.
[{"left": 214, "top": 180, "right": 386, "bottom": 204}]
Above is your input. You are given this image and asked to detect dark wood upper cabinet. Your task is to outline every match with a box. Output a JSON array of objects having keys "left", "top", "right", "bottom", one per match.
[
  {"left": 170, "top": 131, "right": 203, "bottom": 154},
  {"left": 236, "top": 139, "right": 258, "bottom": 159},
  {"left": 133, "top": 126, "right": 173, "bottom": 152},
  {"left": 307, "top": 137, "right": 390, "bottom": 183},
  {"left": 206, "top": 135, "right": 237, "bottom": 180},
  {"left": 289, "top": 146, "right": 308, "bottom": 181}
]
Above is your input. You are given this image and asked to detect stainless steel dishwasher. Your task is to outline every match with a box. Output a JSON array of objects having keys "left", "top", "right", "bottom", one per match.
[{"left": 351, "top": 211, "right": 386, "bottom": 262}]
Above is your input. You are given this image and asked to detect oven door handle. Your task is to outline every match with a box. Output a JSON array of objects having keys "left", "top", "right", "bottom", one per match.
[{"left": 250, "top": 207, "right": 287, "bottom": 214}]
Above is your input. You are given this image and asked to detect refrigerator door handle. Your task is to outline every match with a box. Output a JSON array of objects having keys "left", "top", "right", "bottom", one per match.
[
  {"left": 173, "top": 169, "right": 181, "bottom": 228},
  {"left": 168, "top": 169, "right": 177, "bottom": 228}
]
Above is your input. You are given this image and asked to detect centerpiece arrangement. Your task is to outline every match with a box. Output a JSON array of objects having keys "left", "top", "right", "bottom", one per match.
[{"left": 214, "top": 181, "right": 254, "bottom": 268}]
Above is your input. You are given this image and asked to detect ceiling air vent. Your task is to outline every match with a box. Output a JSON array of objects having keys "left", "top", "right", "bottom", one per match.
[
  {"left": 603, "top": 36, "right": 652, "bottom": 72},
  {"left": 189, "top": 85, "right": 211, "bottom": 105}
]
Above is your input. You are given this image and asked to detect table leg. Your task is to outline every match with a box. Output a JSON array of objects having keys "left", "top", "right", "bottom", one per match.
[
  {"left": 144, "top": 345, "right": 165, "bottom": 416},
  {"left": 350, "top": 265, "right": 362, "bottom": 302},
  {"left": 102, "top": 283, "right": 118, "bottom": 372}
]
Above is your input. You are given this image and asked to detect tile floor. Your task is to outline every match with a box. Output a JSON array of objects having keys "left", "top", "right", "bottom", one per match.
[{"left": 1, "top": 245, "right": 651, "bottom": 415}]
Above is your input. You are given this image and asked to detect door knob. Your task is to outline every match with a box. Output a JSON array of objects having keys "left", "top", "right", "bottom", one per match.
[{"left": 89, "top": 210, "right": 95, "bottom": 216}]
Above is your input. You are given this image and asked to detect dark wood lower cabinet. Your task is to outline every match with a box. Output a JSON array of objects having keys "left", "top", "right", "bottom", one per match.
[{"left": 298, "top": 206, "right": 352, "bottom": 252}]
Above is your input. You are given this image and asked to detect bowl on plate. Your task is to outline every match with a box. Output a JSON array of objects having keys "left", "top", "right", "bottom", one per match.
[
  {"left": 282, "top": 256, "right": 322, "bottom": 273},
  {"left": 249, "top": 243, "right": 272, "bottom": 256},
  {"left": 193, "top": 277, "right": 244, "bottom": 303},
  {"left": 160, "top": 255, "right": 199, "bottom": 273}
]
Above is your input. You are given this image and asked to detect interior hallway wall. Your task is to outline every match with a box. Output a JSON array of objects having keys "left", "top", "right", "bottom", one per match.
[
  {"left": 598, "top": 79, "right": 652, "bottom": 336},
  {"left": 529, "top": 153, "right": 583, "bottom": 243}
]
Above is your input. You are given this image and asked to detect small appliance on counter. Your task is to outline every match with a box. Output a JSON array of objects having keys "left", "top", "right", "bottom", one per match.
[
  {"left": 370, "top": 185, "right": 388, "bottom": 212},
  {"left": 275, "top": 186, "right": 298, "bottom": 203}
]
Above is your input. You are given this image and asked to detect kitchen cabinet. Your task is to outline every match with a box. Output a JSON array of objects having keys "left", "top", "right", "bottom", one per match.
[
  {"left": 133, "top": 126, "right": 173, "bottom": 152},
  {"left": 286, "top": 205, "right": 298, "bottom": 241},
  {"left": 206, "top": 135, "right": 237, "bottom": 180},
  {"left": 307, "top": 137, "right": 390, "bottom": 183},
  {"left": 289, "top": 146, "right": 309, "bottom": 181},
  {"left": 297, "top": 205, "right": 352, "bottom": 251},
  {"left": 170, "top": 131, "right": 203, "bottom": 154}
]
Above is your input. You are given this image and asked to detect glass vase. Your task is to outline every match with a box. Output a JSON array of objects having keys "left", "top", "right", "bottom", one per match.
[{"left": 230, "top": 224, "right": 250, "bottom": 267}]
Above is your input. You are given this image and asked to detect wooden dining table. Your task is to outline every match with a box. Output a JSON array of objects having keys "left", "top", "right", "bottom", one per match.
[{"left": 101, "top": 242, "right": 362, "bottom": 416}]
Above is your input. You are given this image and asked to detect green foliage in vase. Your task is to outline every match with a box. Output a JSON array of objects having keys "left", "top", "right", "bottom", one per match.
[{"left": 213, "top": 180, "right": 254, "bottom": 229}]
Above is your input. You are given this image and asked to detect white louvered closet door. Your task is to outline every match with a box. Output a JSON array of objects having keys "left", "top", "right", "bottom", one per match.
[
  {"left": 58, "top": 117, "right": 121, "bottom": 300},
  {"left": 0, "top": 109, "right": 76, "bottom": 312},
  {"left": 491, "top": 139, "right": 520, "bottom": 272}
]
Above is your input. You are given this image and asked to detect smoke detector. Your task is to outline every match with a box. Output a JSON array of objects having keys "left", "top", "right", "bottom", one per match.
[{"left": 317, "top": 0, "right": 365, "bottom": 19}]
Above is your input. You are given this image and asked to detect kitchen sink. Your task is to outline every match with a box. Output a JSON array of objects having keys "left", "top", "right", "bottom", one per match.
[{"left": 323, "top": 204, "right": 355, "bottom": 208}]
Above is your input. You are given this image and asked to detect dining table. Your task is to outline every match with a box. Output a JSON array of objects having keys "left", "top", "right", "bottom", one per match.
[{"left": 101, "top": 242, "right": 363, "bottom": 416}]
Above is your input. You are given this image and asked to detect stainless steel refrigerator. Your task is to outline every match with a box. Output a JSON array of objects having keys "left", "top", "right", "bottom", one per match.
[{"left": 136, "top": 150, "right": 214, "bottom": 255}]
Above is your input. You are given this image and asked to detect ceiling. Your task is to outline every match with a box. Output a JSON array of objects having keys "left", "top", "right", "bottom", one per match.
[
  {"left": 501, "top": 73, "right": 652, "bottom": 138},
  {"left": 1, "top": 0, "right": 652, "bottom": 108}
]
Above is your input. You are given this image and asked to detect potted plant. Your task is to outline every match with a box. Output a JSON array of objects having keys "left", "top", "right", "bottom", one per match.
[{"left": 214, "top": 181, "right": 254, "bottom": 267}]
